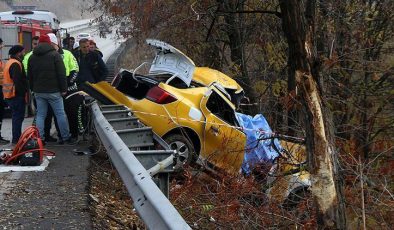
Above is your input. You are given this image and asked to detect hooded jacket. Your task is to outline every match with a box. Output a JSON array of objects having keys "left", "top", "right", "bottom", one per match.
[{"left": 27, "top": 43, "right": 66, "bottom": 93}]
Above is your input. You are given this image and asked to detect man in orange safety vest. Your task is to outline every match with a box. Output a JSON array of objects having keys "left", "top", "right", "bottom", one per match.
[{"left": 3, "top": 45, "right": 28, "bottom": 144}]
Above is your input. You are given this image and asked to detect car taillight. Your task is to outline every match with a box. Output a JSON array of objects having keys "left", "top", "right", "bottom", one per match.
[{"left": 146, "top": 86, "right": 178, "bottom": 104}]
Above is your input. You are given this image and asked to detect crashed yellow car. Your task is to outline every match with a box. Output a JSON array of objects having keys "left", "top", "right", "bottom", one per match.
[
  {"left": 103, "top": 72, "right": 246, "bottom": 174},
  {"left": 90, "top": 39, "right": 310, "bottom": 202}
]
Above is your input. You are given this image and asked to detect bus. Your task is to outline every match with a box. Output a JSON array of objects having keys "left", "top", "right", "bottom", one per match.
[{"left": 0, "top": 10, "right": 60, "bottom": 30}]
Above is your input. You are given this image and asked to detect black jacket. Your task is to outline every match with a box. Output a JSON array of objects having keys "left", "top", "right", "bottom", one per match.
[
  {"left": 27, "top": 43, "right": 67, "bottom": 93},
  {"left": 8, "top": 57, "right": 28, "bottom": 97},
  {"left": 73, "top": 50, "right": 108, "bottom": 84}
]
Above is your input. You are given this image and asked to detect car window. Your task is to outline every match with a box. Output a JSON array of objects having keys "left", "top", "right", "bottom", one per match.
[{"left": 206, "top": 90, "right": 239, "bottom": 126}]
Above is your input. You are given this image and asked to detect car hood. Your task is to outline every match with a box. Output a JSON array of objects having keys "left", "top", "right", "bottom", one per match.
[
  {"left": 193, "top": 67, "right": 243, "bottom": 93},
  {"left": 147, "top": 39, "right": 195, "bottom": 87}
]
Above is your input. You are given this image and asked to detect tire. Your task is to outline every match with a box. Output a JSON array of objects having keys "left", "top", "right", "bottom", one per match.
[{"left": 164, "top": 133, "right": 196, "bottom": 170}]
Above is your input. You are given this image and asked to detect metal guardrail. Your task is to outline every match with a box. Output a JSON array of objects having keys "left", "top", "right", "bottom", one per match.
[
  {"left": 61, "top": 19, "right": 92, "bottom": 34},
  {"left": 91, "top": 102, "right": 191, "bottom": 230},
  {"left": 65, "top": 23, "right": 91, "bottom": 34}
]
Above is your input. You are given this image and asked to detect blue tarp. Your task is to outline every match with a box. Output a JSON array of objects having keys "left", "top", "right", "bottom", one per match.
[{"left": 235, "top": 112, "right": 282, "bottom": 175}]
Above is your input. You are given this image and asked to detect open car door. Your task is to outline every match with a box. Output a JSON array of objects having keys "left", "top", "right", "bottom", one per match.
[{"left": 199, "top": 86, "right": 246, "bottom": 174}]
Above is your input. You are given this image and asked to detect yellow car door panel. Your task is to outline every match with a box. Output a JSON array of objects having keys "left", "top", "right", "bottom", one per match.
[{"left": 200, "top": 87, "right": 246, "bottom": 174}]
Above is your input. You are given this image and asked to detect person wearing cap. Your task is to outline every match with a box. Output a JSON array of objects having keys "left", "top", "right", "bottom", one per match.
[
  {"left": 47, "top": 33, "right": 80, "bottom": 140},
  {"left": 27, "top": 33, "right": 75, "bottom": 145},
  {"left": 24, "top": 35, "right": 60, "bottom": 142},
  {"left": 2, "top": 45, "right": 28, "bottom": 144},
  {"left": 0, "top": 38, "right": 9, "bottom": 144}
]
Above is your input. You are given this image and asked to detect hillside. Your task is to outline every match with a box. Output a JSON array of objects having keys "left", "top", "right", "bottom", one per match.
[{"left": 0, "top": 0, "right": 96, "bottom": 22}]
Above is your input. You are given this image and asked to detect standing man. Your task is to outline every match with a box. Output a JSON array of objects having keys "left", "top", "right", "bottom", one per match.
[
  {"left": 62, "top": 33, "right": 70, "bottom": 50},
  {"left": 0, "top": 38, "right": 9, "bottom": 144},
  {"left": 24, "top": 35, "right": 60, "bottom": 142},
  {"left": 22, "top": 36, "right": 39, "bottom": 72},
  {"left": 48, "top": 33, "right": 81, "bottom": 139},
  {"left": 3, "top": 45, "right": 28, "bottom": 144},
  {"left": 28, "top": 34, "right": 75, "bottom": 144},
  {"left": 89, "top": 40, "right": 103, "bottom": 58},
  {"left": 73, "top": 38, "right": 108, "bottom": 85},
  {"left": 23, "top": 36, "right": 42, "bottom": 118},
  {"left": 68, "top": 37, "right": 75, "bottom": 51}
]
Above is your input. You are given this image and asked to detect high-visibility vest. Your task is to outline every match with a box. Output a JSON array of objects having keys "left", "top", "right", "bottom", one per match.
[
  {"left": 62, "top": 49, "right": 79, "bottom": 76},
  {"left": 2, "top": 59, "right": 22, "bottom": 99},
  {"left": 0, "top": 60, "right": 3, "bottom": 85},
  {"left": 22, "top": 51, "right": 33, "bottom": 73}
]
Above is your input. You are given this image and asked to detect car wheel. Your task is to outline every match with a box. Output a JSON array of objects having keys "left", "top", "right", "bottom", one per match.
[{"left": 164, "top": 134, "right": 196, "bottom": 170}]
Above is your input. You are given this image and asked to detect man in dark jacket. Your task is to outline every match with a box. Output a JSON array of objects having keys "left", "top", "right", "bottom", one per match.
[
  {"left": 27, "top": 34, "right": 74, "bottom": 144},
  {"left": 73, "top": 38, "right": 108, "bottom": 84},
  {"left": 2, "top": 45, "right": 28, "bottom": 144}
]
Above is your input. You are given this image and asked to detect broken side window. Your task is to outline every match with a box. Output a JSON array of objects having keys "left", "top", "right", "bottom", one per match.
[{"left": 206, "top": 91, "right": 238, "bottom": 126}]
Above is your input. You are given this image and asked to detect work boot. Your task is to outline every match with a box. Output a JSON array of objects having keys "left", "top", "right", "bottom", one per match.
[
  {"left": 0, "top": 137, "right": 9, "bottom": 145},
  {"left": 58, "top": 137, "right": 78, "bottom": 145},
  {"left": 65, "top": 137, "right": 78, "bottom": 145},
  {"left": 45, "top": 135, "right": 58, "bottom": 142}
]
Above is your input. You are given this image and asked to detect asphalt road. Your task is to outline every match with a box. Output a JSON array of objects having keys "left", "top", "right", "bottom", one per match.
[
  {"left": 0, "top": 23, "right": 121, "bottom": 228},
  {"left": 0, "top": 118, "right": 93, "bottom": 229}
]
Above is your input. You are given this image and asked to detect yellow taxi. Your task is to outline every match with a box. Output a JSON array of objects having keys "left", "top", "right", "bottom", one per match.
[{"left": 89, "top": 39, "right": 310, "bottom": 202}]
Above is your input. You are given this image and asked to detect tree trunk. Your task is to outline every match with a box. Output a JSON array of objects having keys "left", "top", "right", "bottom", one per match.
[
  {"left": 222, "top": 0, "right": 257, "bottom": 106},
  {"left": 280, "top": 0, "right": 346, "bottom": 228}
]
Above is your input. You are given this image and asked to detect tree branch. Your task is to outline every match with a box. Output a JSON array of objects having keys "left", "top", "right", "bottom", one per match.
[
  {"left": 205, "top": 4, "right": 221, "bottom": 41},
  {"left": 217, "top": 10, "right": 281, "bottom": 18}
]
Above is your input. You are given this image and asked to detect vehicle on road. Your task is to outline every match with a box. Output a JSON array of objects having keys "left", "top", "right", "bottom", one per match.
[
  {"left": 0, "top": 12, "right": 54, "bottom": 55},
  {"left": 0, "top": 10, "right": 60, "bottom": 30},
  {"left": 0, "top": 10, "right": 58, "bottom": 118},
  {"left": 76, "top": 32, "right": 92, "bottom": 42}
]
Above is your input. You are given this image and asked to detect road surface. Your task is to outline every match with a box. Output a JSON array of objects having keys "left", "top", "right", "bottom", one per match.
[{"left": 0, "top": 20, "right": 124, "bottom": 229}]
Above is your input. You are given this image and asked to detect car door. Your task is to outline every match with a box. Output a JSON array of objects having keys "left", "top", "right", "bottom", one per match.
[{"left": 199, "top": 86, "right": 246, "bottom": 174}]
